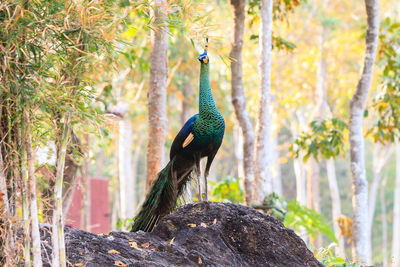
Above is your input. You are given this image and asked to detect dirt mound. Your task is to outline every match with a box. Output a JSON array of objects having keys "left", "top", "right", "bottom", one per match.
[{"left": 41, "top": 201, "right": 322, "bottom": 266}]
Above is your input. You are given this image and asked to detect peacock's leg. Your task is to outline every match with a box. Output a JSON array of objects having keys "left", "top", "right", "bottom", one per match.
[
  {"left": 204, "top": 173, "right": 208, "bottom": 201},
  {"left": 195, "top": 158, "right": 202, "bottom": 201},
  {"left": 204, "top": 153, "right": 217, "bottom": 201}
]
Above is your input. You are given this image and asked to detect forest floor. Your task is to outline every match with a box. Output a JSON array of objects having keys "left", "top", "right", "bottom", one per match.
[{"left": 41, "top": 202, "right": 323, "bottom": 266}]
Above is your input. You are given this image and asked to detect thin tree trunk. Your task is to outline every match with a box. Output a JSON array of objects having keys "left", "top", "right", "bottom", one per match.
[
  {"left": 307, "top": 158, "right": 321, "bottom": 248},
  {"left": 20, "top": 126, "right": 31, "bottom": 267},
  {"left": 62, "top": 132, "right": 81, "bottom": 216},
  {"left": 24, "top": 111, "right": 43, "bottom": 267},
  {"left": 132, "top": 135, "right": 144, "bottom": 210},
  {"left": 146, "top": 0, "right": 168, "bottom": 190},
  {"left": 380, "top": 176, "right": 388, "bottom": 267},
  {"left": 392, "top": 142, "right": 400, "bottom": 267},
  {"left": 0, "top": 148, "right": 14, "bottom": 266},
  {"left": 315, "top": 24, "right": 344, "bottom": 254},
  {"left": 253, "top": 0, "right": 273, "bottom": 204},
  {"left": 81, "top": 135, "right": 90, "bottom": 232},
  {"left": 326, "top": 158, "right": 346, "bottom": 257},
  {"left": 233, "top": 125, "right": 245, "bottom": 181},
  {"left": 229, "top": 0, "right": 255, "bottom": 205},
  {"left": 119, "top": 118, "right": 135, "bottom": 220},
  {"left": 271, "top": 133, "right": 282, "bottom": 196},
  {"left": 294, "top": 156, "right": 307, "bottom": 205},
  {"left": 291, "top": 117, "right": 307, "bottom": 207},
  {"left": 368, "top": 144, "right": 391, "bottom": 226},
  {"left": 349, "top": 0, "right": 379, "bottom": 263},
  {"left": 52, "top": 116, "right": 70, "bottom": 267},
  {"left": 367, "top": 143, "right": 392, "bottom": 259}
]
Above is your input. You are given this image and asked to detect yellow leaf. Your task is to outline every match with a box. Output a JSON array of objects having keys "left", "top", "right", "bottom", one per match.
[
  {"left": 200, "top": 222, "right": 207, "bottom": 228},
  {"left": 114, "top": 260, "right": 127, "bottom": 266},
  {"left": 198, "top": 256, "right": 203, "bottom": 264},
  {"left": 129, "top": 241, "right": 143, "bottom": 251},
  {"left": 187, "top": 223, "right": 196, "bottom": 228},
  {"left": 108, "top": 249, "right": 120, "bottom": 254},
  {"left": 168, "top": 237, "right": 175, "bottom": 245},
  {"left": 107, "top": 236, "right": 115, "bottom": 241},
  {"left": 73, "top": 263, "right": 85, "bottom": 266}
]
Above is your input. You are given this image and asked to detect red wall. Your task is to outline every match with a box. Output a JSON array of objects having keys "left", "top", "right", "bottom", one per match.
[{"left": 65, "top": 177, "right": 110, "bottom": 234}]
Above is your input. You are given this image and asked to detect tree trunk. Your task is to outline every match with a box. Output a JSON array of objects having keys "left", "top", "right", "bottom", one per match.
[
  {"left": 326, "top": 158, "right": 345, "bottom": 257},
  {"left": 380, "top": 176, "right": 388, "bottom": 267},
  {"left": 81, "top": 135, "right": 91, "bottom": 232},
  {"left": 307, "top": 158, "right": 321, "bottom": 248},
  {"left": 368, "top": 144, "right": 391, "bottom": 227},
  {"left": 132, "top": 135, "right": 144, "bottom": 210},
  {"left": 253, "top": 0, "right": 273, "bottom": 204},
  {"left": 40, "top": 134, "right": 81, "bottom": 223},
  {"left": 233, "top": 125, "right": 245, "bottom": 179},
  {"left": 119, "top": 118, "right": 135, "bottom": 220},
  {"left": 62, "top": 132, "right": 81, "bottom": 216},
  {"left": 20, "top": 126, "right": 31, "bottom": 267},
  {"left": 0, "top": 147, "right": 15, "bottom": 266},
  {"left": 24, "top": 111, "right": 43, "bottom": 267},
  {"left": 271, "top": 134, "right": 282, "bottom": 196},
  {"left": 146, "top": 0, "right": 168, "bottom": 190},
  {"left": 294, "top": 156, "right": 307, "bottom": 205},
  {"left": 229, "top": 0, "right": 255, "bottom": 205},
  {"left": 349, "top": 0, "right": 379, "bottom": 263},
  {"left": 291, "top": 116, "right": 307, "bottom": 207},
  {"left": 392, "top": 142, "right": 400, "bottom": 266},
  {"left": 315, "top": 24, "right": 344, "bottom": 255},
  {"left": 367, "top": 143, "right": 392, "bottom": 259},
  {"left": 52, "top": 116, "right": 71, "bottom": 267}
]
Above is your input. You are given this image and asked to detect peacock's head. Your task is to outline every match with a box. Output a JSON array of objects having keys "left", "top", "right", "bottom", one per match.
[{"left": 197, "top": 52, "right": 209, "bottom": 64}]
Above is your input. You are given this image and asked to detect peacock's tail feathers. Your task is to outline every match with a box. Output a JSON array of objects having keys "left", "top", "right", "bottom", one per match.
[
  {"left": 131, "top": 156, "right": 197, "bottom": 232},
  {"left": 131, "top": 161, "right": 176, "bottom": 232}
]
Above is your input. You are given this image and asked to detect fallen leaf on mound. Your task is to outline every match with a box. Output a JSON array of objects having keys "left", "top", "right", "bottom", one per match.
[
  {"left": 114, "top": 260, "right": 127, "bottom": 266},
  {"left": 108, "top": 249, "right": 120, "bottom": 254},
  {"left": 129, "top": 241, "right": 143, "bottom": 251}
]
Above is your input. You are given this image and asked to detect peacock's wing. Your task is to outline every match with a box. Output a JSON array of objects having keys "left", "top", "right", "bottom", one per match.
[{"left": 170, "top": 114, "right": 199, "bottom": 159}]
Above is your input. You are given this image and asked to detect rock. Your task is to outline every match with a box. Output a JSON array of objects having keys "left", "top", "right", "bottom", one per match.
[{"left": 41, "top": 202, "right": 323, "bottom": 266}]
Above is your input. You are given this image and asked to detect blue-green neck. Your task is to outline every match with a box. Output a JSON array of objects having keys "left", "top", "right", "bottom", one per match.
[{"left": 199, "top": 62, "right": 218, "bottom": 118}]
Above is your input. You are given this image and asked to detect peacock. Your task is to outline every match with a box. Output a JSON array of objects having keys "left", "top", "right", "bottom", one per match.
[{"left": 131, "top": 43, "right": 225, "bottom": 232}]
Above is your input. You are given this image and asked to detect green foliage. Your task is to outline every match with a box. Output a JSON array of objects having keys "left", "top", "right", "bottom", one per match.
[
  {"left": 116, "top": 217, "right": 134, "bottom": 231},
  {"left": 253, "top": 194, "right": 337, "bottom": 243},
  {"left": 315, "top": 244, "right": 357, "bottom": 266},
  {"left": 248, "top": 0, "right": 306, "bottom": 21},
  {"left": 291, "top": 118, "right": 348, "bottom": 161},
  {"left": 252, "top": 193, "right": 287, "bottom": 222},
  {"left": 367, "top": 17, "right": 400, "bottom": 143},
  {"left": 285, "top": 199, "right": 337, "bottom": 243},
  {"left": 250, "top": 34, "right": 297, "bottom": 51},
  {"left": 209, "top": 176, "right": 244, "bottom": 204}
]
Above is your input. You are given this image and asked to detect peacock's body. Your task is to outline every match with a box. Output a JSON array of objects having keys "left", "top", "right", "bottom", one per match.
[{"left": 131, "top": 49, "right": 225, "bottom": 232}]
